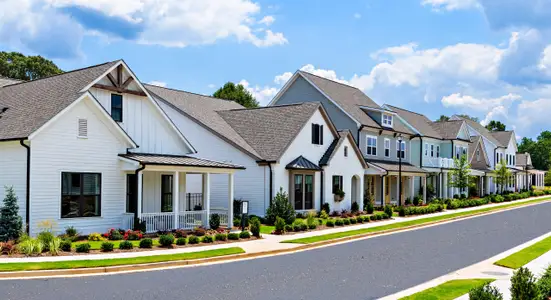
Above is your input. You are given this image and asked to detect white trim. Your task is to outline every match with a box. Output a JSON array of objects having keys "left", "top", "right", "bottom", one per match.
[
  {"left": 384, "top": 138, "right": 391, "bottom": 158},
  {"left": 381, "top": 113, "right": 393, "bottom": 127},
  {"left": 28, "top": 92, "right": 137, "bottom": 148},
  {"left": 366, "top": 134, "right": 377, "bottom": 156}
]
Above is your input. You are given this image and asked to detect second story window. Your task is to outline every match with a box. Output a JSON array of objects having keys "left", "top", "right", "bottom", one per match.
[
  {"left": 382, "top": 114, "right": 393, "bottom": 127},
  {"left": 436, "top": 145, "right": 440, "bottom": 158},
  {"left": 384, "top": 139, "right": 390, "bottom": 157},
  {"left": 344, "top": 146, "right": 348, "bottom": 157},
  {"left": 397, "top": 141, "right": 406, "bottom": 159},
  {"left": 311, "top": 124, "right": 323, "bottom": 145},
  {"left": 111, "top": 94, "right": 123, "bottom": 122},
  {"left": 424, "top": 143, "right": 428, "bottom": 156},
  {"left": 366, "top": 136, "right": 377, "bottom": 156},
  {"left": 462, "top": 147, "right": 467, "bottom": 156},
  {"left": 430, "top": 144, "right": 434, "bottom": 157}
]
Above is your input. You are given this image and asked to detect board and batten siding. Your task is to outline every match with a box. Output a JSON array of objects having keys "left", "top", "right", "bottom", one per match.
[
  {"left": 156, "top": 101, "right": 268, "bottom": 216},
  {"left": 89, "top": 87, "right": 191, "bottom": 155},
  {"left": 29, "top": 97, "right": 129, "bottom": 236},
  {"left": 0, "top": 141, "right": 27, "bottom": 226}
]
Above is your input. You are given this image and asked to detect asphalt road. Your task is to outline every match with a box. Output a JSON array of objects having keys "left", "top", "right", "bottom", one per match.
[{"left": 3, "top": 202, "right": 551, "bottom": 300}]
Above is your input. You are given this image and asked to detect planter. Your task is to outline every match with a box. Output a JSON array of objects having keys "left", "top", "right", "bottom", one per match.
[{"left": 334, "top": 194, "right": 344, "bottom": 202}]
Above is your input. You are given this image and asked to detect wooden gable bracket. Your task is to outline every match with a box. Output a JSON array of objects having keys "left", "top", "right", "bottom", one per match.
[{"left": 93, "top": 64, "right": 146, "bottom": 96}]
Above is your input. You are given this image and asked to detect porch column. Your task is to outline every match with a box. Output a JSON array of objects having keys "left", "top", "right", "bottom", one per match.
[
  {"left": 228, "top": 173, "right": 234, "bottom": 228},
  {"left": 410, "top": 176, "right": 415, "bottom": 201},
  {"left": 137, "top": 170, "right": 143, "bottom": 219},
  {"left": 173, "top": 171, "right": 179, "bottom": 229},
  {"left": 203, "top": 173, "right": 211, "bottom": 227},
  {"left": 422, "top": 176, "right": 427, "bottom": 203},
  {"left": 480, "top": 176, "right": 484, "bottom": 195},
  {"left": 442, "top": 172, "right": 448, "bottom": 199},
  {"left": 439, "top": 173, "right": 443, "bottom": 198},
  {"left": 381, "top": 176, "right": 386, "bottom": 206},
  {"left": 485, "top": 176, "right": 491, "bottom": 195}
]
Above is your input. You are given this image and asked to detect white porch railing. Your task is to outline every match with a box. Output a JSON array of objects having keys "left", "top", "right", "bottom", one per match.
[
  {"left": 210, "top": 209, "right": 229, "bottom": 226},
  {"left": 140, "top": 210, "right": 231, "bottom": 232},
  {"left": 424, "top": 157, "right": 455, "bottom": 168},
  {"left": 142, "top": 212, "right": 175, "bottom": 233},
  {"left": 177, "top": 211, "right": 207, "bottom": 229},
  {"left": 121, "top": 213, "right": 134, "bottom": 230}
]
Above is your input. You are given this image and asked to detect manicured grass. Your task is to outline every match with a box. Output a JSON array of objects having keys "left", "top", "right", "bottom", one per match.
[
  {"left": 399, "top": 279, "right": 494, "bottom": 300},
  {"left": 495, "top": 235, "right": 551, "bottom": 269},
  {"left": 283, "top": 197, "right": 550, "bottom": 244},
  {"left": 74, "top": 239, "right": 160, "bottom": 250},
  {"left": 0, "top": 247, "right": 245, "bottom": 272},
  {"left": 260, "top": 226, "right": 275, "bottom": 234}
]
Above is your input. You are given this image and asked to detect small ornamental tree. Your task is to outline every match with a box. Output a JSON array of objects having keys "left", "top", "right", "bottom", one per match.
[
  {"left": 494, "top": 159, "right": 512, "bottom": 194},
  {"left": 265, "top": 188, "right": 296, "bottom": 225},
  {"left": 449, "top": 154, "right": 472, "bottom": 196},
  {"left": 0, "top": 186, "right": 23, "bottom": 242},
  {"left": 545, "top": 167, "right": 551, "bottom": 187}
]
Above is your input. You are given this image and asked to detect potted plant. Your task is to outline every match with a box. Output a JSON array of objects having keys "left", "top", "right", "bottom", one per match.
[{"left": 334, "top": 189, "right": 345, "bottom": 202}]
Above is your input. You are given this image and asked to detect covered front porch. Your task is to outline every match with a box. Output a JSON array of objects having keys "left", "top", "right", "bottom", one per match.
[{"left": 119, "top": 153, "right": 244, "bottom": 233}]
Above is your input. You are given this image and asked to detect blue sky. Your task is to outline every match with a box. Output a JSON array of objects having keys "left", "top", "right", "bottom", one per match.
[{"left": 2, "top": 0, "right": 551, "bottom": 139}]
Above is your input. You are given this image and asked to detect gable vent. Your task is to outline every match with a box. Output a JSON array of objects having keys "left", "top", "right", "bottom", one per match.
[{"left": 78, "top": 118, "right": 88, "bottom": 138}]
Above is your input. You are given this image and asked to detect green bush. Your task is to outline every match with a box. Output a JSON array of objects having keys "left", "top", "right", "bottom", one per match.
[
  {"left": 215, "top": 233, "right": 227, "bottom": 241},
  {"left": 292, "top": 219, "right": 306, "bottom": 231},
  {"left": 139, "top": 238, "right": 153, "bottom": 248},
  {"left": 275, "top": 216, "right": 286, "bottom": 233},
  {"left": 356, "top": 216, "right": 363, "bottom": 223},
  {"left": 265, "top": 188, "right": 296, "bottom": 225},
  {"left": 510, "top": 267, "right": 538, "bottom": 300},
  {"left": 101, "top": 242, "right": 114, "bottom": 252},
  {"left": 306, "top": 212, "right": 317, "bottom": 228},
  {"left": 326, "top": 219, "right": 335, "bottom": 227},
  {"left": 0, "top": 186, "right": 23, "bottom": 242},
  {"left": 405, "top": 198, "right": 412, "bottom": 205},
  {"left": 376, "top": 214, "right": 383, "bottom": 220},
  {"left": 159, "top": 234, "right": 175, "bottom": 247},
  {"left": 413, "top": 196, "right": 421, "bottom": 206},
  {"left": 172, "top": 237, "right": 185, "bottom": 246},
  {"left": 188, "top": 236, "right": 200, "bottom": 244},
  {"left": 75, "top": 243, "right": 91, "bottom": 253},
  {"left": 227, "top": 233, "right": 239, "bottom": 240},
  {"left": 308, "top": 224, "right": 317, "bottom": 230},
  {"left": 370, "top": 215, "right": 377, "bottom": 221},
  {"left": 335, "top": 219, "right": 344, "bottom": 226},
  {"left": 118, "top": 240, "right": 133, "bottom": 250},
  {"left": 350, "top": 217, "right": 357, "bottom": 224},
  {"left": 60, "top": 239, "right": 72, "bottom": 252},
  {"left": 469, "top": 283, "right": 503, "bottom": 300},
  {"left": 249, "top": 217, "right": 261, "bottom": 238},
  {"left": 202, "top": 235, "right": 214, "bottom": 243},
  {"left": 37, "top": 230, "right": 54, "bottom": 251},
  {"left": 351, "top": 202, "right": 359, "bottom": 213},
  {"left": 65, "top": 226, "right": 78, "bottom": 238},
  {"left": 362, "top": 216, "right": 370, "bottom": 222},
  {"left": 343, "top": 218, "right": 351, "bottom": 225},
  {"left": 284, "top": 224, "right": 293, "bottom": 232},
  {"left": 239, "top": 231, "right": 251, "bottom": 239},
  {"left": 318, "top": 210, "right": 329, "bottom": 219},
  {"left": 209, "top": 214, "right": 220, "bottom": 230},
  {"left": 537, "top": 265, "right": 551, "bottom": 299},
  {"left": 384, "top": 205, "right": 393, "bottom": 218},
  {"left": 322, "top": 203, "right": 330, "bottom": 214},
  {"left": 397, "top": 206, "right": 406, "bottom": 217},
  {"left": 19, "top": 238, "right": 43, "bottom": 256},
  {"left": 365, "top": 201, "right": 374, "bottom": 214},
  {"left": 493, "top": 195, "right": 504, "bottom": 203}
]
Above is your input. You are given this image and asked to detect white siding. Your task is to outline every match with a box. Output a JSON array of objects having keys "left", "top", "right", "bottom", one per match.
[
  {"left": 0, "top": 141, "right": 27, "bottom": 226},
  {"left": 29, "top": 97, "right": 129, "bottom": 236},
  {"left": 89, "top": 87, "right": 191, "bottom": 155},
  {"left": 157, "top": 102, "right": 268, "bottom": 216}
]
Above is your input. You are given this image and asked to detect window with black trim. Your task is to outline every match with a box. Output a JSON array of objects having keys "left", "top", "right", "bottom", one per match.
[
  {"left": 161, "top": 175, "right": 173, "bottom": 212},
  {"left": 384, "top": 139, "right": 390, "bottom": 157},
  {"left": 332, "top": 175, "right": 343, "bottom": 194},
  {"left": 293, "top": 174, "right": 314, "bottom": 210},
  {"left": 111, "top": 94, "right": 123, "bottom": 122},
  {"left": 344, "top": 146, "right": 348, "bottom": 157},
  {"left": 367, "top": 136, "right": 377, "bottom": 156},
  {"left": 61, "top": 172, "right": 101, "bottom": 218},
  {"left": 311, "top": 123, "right": 324, "bottom": 145},
  {"left": 430, "top": 144, "right": 434, "bottom": 157}
]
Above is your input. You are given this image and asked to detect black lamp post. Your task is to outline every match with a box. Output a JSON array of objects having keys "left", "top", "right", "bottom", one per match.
[{"left": 398, "top": 135, "right": 403, "bottom": 206}]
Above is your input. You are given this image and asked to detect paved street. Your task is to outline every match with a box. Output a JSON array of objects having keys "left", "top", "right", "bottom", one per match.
[{"left": 4, "top": 202, "right": 551, "bottom": 300}]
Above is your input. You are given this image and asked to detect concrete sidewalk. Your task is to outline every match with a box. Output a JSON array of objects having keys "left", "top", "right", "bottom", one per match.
[{"left": 0, "top": 195, "right": 548, "bottom": 264}]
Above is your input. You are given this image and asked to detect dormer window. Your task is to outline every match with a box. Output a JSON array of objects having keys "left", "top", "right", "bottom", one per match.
[{"left": 382, "top": 114, "right": 393, "bottom": 127}]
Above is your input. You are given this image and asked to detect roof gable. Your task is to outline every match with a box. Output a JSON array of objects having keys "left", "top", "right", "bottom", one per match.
[
  {"left": 469, "top": 135, "right": 490, "bottom": 168},
  {"left": 491, "top": 131, "right": 517, "bottom": 151},
  {"left": 429, "top": 120, "right": 466, "bottom": 140},
  {"left": 452, "top": 115, "right": 503, "bottom": 147},
  {"left": 319, "top": 130, "right": 368, "bottom": 168},
  {"left": 383, "top": 105, "right": 440, "bottom": 138}
]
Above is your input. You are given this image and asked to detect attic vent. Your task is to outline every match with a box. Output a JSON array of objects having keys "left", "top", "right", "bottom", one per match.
[{"left": 78, "top": 118, "right": 88, "bottom": 138}]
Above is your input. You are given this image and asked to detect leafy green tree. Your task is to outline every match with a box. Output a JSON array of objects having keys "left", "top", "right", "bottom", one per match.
[
  {"left": 457, "top": 114, "right": 479, "bottom": 122},
  {"left": 449, "top": 155, "right": 472, "bottom": 195},
  {"left": 0, "top": 51, "right": 63, "bottom": 81},
  {"left": 213, "top": 82, "right": 259, "bottom": 108},
  {"left": 494, "top": 159, "right": 512, "bottom": 194},
  {"left": 545, "top": 167, "right": 551, "bottom": 187},
  {"left": 436, "top": 115, "right": 450, "bottom": 122},
  {"left": 518, "top": 131, "right": 551, "bottom": 171},
  {"left": 0, "top": 186, "right": 23, "bottom": 242},
  {"left": 485, "top": 120, "right": 506, "bottom": 131}
]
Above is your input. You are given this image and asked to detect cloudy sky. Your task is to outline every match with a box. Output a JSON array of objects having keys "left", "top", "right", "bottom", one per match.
[{"left": 1, "top": 0, "right": 551, "bottom": 139}]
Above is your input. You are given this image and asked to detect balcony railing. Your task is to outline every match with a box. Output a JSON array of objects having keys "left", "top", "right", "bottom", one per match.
[{"left": 424, "top": 157, "right": 455, "bottom": 169}]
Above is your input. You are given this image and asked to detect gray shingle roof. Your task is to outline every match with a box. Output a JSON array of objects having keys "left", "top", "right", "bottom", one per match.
[
  {"left": 298, "top": 71, "right": 382, "bottom": 128},
  {"left": 490, "top": 131, "right": 514, "bottom": 147},
  {"left": 453, "top": 115, "right": 503, "bottom": 147},
  {"left": 145, "top": 84, "right": 262, "bottom": 160},
  {"left": 0, "top": 61, "right": 119, "bottom": 141},
  {"left": 0, "top": 76, "right": 22, "bottom": 88},
  {"left": 468, "top": 135, "right": 481, "bottom": 162},
  {"left": 218, "top": 102, "right": 322, "bottom": 162},
  {"left": 120, "top": 153, "right": 245, "bottom": 169},
  {"left": 286, "top": 156, "right": 322, "bottom": 170},
  {"left": 367, "top": 159, "right": 428, "bottom": 174},
  {"left": 429, "top": 120, "right": 465, "bottom": 140},
  {"left": 385, "top": 105, "right": 441, "bottom": 138},
  {"left": 516, "top": 153, "right": 532, "bottom": 168}
]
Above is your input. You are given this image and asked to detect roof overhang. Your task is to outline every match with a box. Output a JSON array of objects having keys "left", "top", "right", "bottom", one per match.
[{"left": 119, "top": 153, "right": 245, "bottom": 173}]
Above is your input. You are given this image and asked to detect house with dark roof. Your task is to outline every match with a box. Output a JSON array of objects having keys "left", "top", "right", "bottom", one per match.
[
  {"left": 0, "top": 60, "right": 245, "bottom": 235},
  {"left": 268, "top": 70, "right": 429, "bottom": 206},
  {"left": 148, "top": 85, "right": 368, "bottom": 214}
]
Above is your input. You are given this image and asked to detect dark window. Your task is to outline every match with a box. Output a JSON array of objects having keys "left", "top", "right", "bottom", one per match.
[
  {"left": 332, "top": 175, "right": 343, "bottom": 194},
  {"left": 344, "top": 146, "right": 348, "bottom": 157},
  {"left": 311, "top": 124, "right": 323, "bottom": 145},
  {"left": 294, "top": 174, "right": 304, "bottom": 210},
  {"left": 126, "top": 174, "right": 136, "bottom": 213},
  {"left": 161, "top": 175, "right": 173, "bottom": 212},
  {"left": 111, "top": 94, "right": 123, "bottom": 122},
  {"left": 61, "top": 173, "right": 101, "bottom": 218},
  {"left": 305, "top": 175, "right": 313, "bottom": 210}
]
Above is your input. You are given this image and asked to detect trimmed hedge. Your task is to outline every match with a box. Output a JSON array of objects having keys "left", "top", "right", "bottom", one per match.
[{"left": 402, "top": 203, "right": 444, "bottom": 216}]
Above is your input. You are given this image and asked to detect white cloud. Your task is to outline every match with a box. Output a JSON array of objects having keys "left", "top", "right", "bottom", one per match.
[
  {"left": 148, "top": 80, "right": 167, "bottom": 87},
  {"left": 481, "top": 105, "right": 507, "bottom": 126},
  {"left": 274, "top": 72, "right": 293, "bottom": 85},
  {"left": 258, "top": 15, "right": 275, "bottom": 26},
  {"left": 370, "top": 43, "right": 418, "bottom": 59},
  {"left": 420, "top": 0, "right": 479, "bottom": 11},
  {"left": 517, "top": 98, "right": 551, "bottom": 131},
  {"left": 441, "top": 92, "right": 521, "bottom": 111},
  {"left": 299, "top": 64, "right": 350, "bottom": 84},
  {"left": 208, "top": 84, "right": 216, "bottom": 89},
  {"left": 239, "top": 79, "right": 278, "bottom": 106},
  {"left": 353, "top": 13, "right": 362, "bottom": 19}
]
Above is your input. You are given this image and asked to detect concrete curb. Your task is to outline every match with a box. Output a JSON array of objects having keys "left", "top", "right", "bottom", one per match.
[{"left": 1, "top": 197, "right": 550, "bottom": 280}]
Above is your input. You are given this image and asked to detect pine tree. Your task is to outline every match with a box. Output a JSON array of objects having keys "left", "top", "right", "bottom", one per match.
[{"left": 0, "top": 186, "right": 23, "bottom": 242}]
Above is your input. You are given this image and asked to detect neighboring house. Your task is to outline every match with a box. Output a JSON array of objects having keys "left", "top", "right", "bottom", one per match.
[
  {"left": 0, "top": 60, "right": 245, "bottom": 235},
  {"left": 516, "top": 152, "right": 546, "bottom": 190},
  {"left": 384, "top": 105, "right": 472, "bottom": 199},
  {"left": 269, "top": 71, "right": 429, "bottom": 206},
  {"left": 468, "top": 136, "right": 493, "bottom": 195}
]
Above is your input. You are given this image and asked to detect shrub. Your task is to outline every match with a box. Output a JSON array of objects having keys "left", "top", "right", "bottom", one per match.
[
  {"left": 510, "top": 267, "right": 538, "bottom": 300},
  {"left": 326, "top": 219, "right": 335, "bottom": 227},
  {"left": 493, "top": 195, "right": 504, "bottom": 203},
  {"left": 188, "top": 236, "right": 200, "bottom": 244},
  {"left": 215, "top": 233, "right": 227, "bottom": 241},
  {"left": 75, "top": 243, "right": 91, "bottom": 253},
  {"left": 397, "top": 206, "right": 406, "bottom": 217},
  {"left": 370, "top": 215, "right": 377, "bottom": 221},
  {"left": 335, "top": 219, "right": 344, "bottom": 226},
  {"left": 48, "top": 237, "right": 61, "bottom": 255},
  {"left": 249, "top": 217, "right": 261, "bottom": 238},
  {"left": 104, "top": 228, "right": 123, "bottom": 241},
  {"left": 37, "top": 230, "right": 54, "bottom": 252},
  {"left": 362, "top": 216, "right": 370, "bottom": 222},
  {"left": 292, "top": 219, "right": 304, "bottom": 232},
  {"left": 384, "top": 205, "right": 393, "bottom": 218},
  {"left": 233, "top": 217, "right": 241, "bottom": 227},
  {"left": 202, "top": 235, "right": 214, "bottom": 243},
  {"left": 322, "top": 203, "right": 330, "bottom": 214},
  {"left": 119, "top": 240, "right": 133, "bottom": 250},
  {"left": 88, "top": 232, "right": 104, "bottom": 241},
  {"left": 139, "top": 238, "right": 153, "bottom": 248},
  {"left": 356, "top": 216, "right": 363, "bottom": 223},
  {"left": 60, "top": 239, "right": 72, "bottom": 252},
  {"left": 265, "top": 188, "right": 296, "bottom": 225},
  {"left": 306, "top": 212, "right": 316, "bottom": 226},
  {"left": 405, "top": 198, "right": 412, "bottom": 205},
  {"left": 100, "top": 242, "right": 114, "bottom": 252},
  {"left": 172, "top": 229, "right": 187, "bottom": 239},
  {"left": 239, "top": 231, "right": 251, "bottom": 239},
  {"left": 381, "top": 213, "right": 389, "bottom": 219},
  {"left": 123, "top": 230, "right": 143, "bottom": 241},
  {"left": 192, "top": 227, "right": 207, "bottom": 237},
  {"left": 65, "top": 226, "right": 78, "bottom": 238},
  {"left": 350, "top": 217, "right": 358, "bottom": 224},
  {"left": 351, "top": 202, "right": 360, "bottom": 213},
  {"left": 210, "top": 214, "right": 220, "bottom": 230},
  {"left": 365, "top": 201, "right": 374, "bottom": 214},
  {"left": 274, "top": 217, "right": 286, "bottom": 233},
  {"left": 453, "top": 194, "right": 459, "bottom": 199},
  {"left": 0, "top": 186, "right": 23, "bottom": 242},
  {"left": 469, "top": 283, "right": 503, "bottom": 300},
  {"left": 413, "top": 195, "right": 422, "bottom": 206},
  {"left": 18, "top": 238, "right": 43, "bottom": 256},
  {"left": 343, "top": 218, "right": 351, "bottom": 225},
  {"left": 159, "top": 234, "right": 175, "bottom": 247},
  {"left": 284, "top": 224, "right": 293, "bottom": 232},
  {"left": 536, "top": 265, "right": 551, "bottom": 299},
  {"left": 228, "top": 233, "right": 239, "bottom": 240},
  {"left": 376, "top": 214, "right": 383, "bottom": 220},
  {"left": 318, "top": 210, "right": 329, "bottom": 219}
]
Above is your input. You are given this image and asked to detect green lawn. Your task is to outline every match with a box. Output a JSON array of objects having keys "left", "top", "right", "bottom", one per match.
[
  {"left": 0, "top": 247, "right": 245, "bottom": 272},
  {"left": 495, "top": 235, "right": 551, "bottom": 269},
  {"left": 283, "top": 197, "right": 550, "bottom": 244},
  {"left": 74, "top": 239, "right": 161, "bottom": 250},
  {"left": 399, "top": 279, "right": 494, "bottom": 300},
  {"left": 260, "top": 226, "right": 275, "bottom": 234}
]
